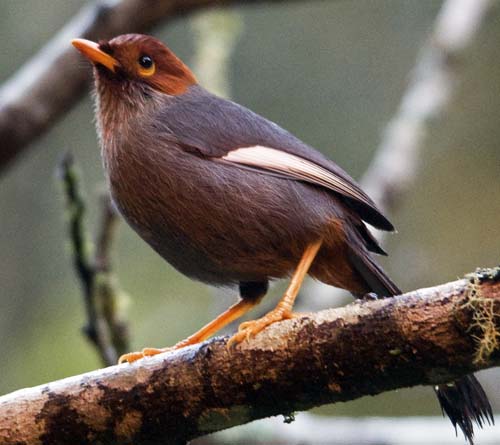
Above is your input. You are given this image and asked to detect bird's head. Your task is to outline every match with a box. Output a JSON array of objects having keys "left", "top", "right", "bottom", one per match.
[
  {"left": 72, "top": 34, "right": 197, "bottom": 145},
  {"left": 72, "top": 34, "right": 197, "bottom": 97}
]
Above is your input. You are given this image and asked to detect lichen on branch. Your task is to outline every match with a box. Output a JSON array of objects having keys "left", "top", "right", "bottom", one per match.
[
  {"left": 0, "top": 268, "right": 498, "bottom": 445},
  {"left": 461, "top": 269, "right": 500, "bottom": 365}
]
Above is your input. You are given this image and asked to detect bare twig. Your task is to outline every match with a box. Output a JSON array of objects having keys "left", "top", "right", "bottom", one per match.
[
  {"left": 59, "top": 154, "right": 102, "bottom": 348},
  {"left": 0, "top": 267, "right": 499, "bottom": 445},
  {"left": 59, "top": 154, "right": 129, "bottom": 365},
  {"left": 0, "top": 0, "right": 313, "bottom": 175},
  {"left": 94, "top": 193, "right": 119, "bottom": 273}
]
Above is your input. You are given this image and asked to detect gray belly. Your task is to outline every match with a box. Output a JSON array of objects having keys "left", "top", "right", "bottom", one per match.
[{"left": 109, "top": 149, "right": 342, "bottom": 285}]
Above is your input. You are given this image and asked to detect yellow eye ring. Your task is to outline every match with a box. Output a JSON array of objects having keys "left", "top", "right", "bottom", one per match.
[{"left": 138, "top": 55, "right": 155, "bottom": 77}]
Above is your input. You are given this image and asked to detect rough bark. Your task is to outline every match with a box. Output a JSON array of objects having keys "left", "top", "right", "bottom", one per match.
[
  {"left": 0, "top": 0, "right": 311, "bottom": 174},
  {"left": 0, "top": 268, "right": 499, "bottom": 445}
]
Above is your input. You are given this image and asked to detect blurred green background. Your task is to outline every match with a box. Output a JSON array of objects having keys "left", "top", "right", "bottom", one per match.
[{"left": 1, "top": 0, "right": 499, "bottom": 424}]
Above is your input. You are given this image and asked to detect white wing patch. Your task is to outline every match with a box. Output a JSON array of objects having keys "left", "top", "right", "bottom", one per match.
[{"left": 222, "top": 145, "right": 369, "bottom": 204}]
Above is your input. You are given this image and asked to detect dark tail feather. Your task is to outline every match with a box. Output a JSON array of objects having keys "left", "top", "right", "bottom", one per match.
[
  {"left": 347, "top": 247, "right": 401, "bottom": 297},
  {"left": 435, "top": 375, "right": 494, "bottom": 444},
  {"left": 348, "top": 247, "right": 493, "bottom": 444}
]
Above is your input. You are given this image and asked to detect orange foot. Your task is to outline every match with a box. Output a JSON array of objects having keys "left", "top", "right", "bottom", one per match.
[
  {"left": 119, "top": 346, "right": 176, "bottom": 364},
  {"left": 227, "top": 307, "right": 297, "bottom": 347}
]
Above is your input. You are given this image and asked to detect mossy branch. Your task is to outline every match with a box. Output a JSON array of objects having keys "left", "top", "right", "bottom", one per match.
[{"left": 0, "top": 267, "right": 498, "bottom": 445}]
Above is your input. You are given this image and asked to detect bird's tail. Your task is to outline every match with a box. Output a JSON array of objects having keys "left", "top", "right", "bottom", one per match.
[
  {"left": 347, "top": 246, "right": 401, "bottom": 297},
  {"left": 348, "top": 246, "right": 494, "bottom": 444},
  {"left": 435, "top": 375, "right": 494, "bottom": 444}
]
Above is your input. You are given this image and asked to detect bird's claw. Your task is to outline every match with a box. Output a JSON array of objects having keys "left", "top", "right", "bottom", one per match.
[
  {"left": 118, "top": 346, "right": 174, "bottom": 364},
  {"left": 227, "top": 308, "right": 296, "bottom": 348},
  {"left": 360, "top": 292, "right": 379, "bottom": 301}
]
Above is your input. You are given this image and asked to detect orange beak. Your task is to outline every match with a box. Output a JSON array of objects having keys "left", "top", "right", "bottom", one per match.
[{"left": 72, "top": 38, "right": 120, "bottom": 72}]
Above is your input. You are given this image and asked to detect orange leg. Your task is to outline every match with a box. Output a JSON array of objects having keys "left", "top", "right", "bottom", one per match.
[
  {"left": 228, "top": 239, "right": 323, "bottom": 347},
  {"left": 119, "top": 295, "right": 262, "bottom": 364}
]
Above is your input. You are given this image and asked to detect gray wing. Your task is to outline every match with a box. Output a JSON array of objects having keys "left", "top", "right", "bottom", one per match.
[{"left": 155, "top": 85, "right": 394, "bottom": 231}]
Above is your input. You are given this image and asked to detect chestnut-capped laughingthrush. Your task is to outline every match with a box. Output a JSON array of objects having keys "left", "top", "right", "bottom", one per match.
[{"left": 72, "top": 34, "right": 492, "bottom": 442}]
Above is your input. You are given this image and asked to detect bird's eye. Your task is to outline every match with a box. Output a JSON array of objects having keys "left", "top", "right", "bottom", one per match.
[
  {"left": 137, "top": 55, "right": 155, "bottom": 76},
  {"left": 139, "top": 55, "right": 153, "bottom": 68}
]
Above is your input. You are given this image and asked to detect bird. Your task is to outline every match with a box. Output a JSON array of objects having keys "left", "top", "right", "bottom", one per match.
[{"left": 72, "top": 34, "right": 492, "bottom": 443}]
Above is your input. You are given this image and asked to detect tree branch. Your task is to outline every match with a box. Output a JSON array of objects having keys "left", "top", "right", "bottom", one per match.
[
  {"left": 59, "top": 154, "right": 129, "bottom": 366},
  {"left": 0, "top": 0, "right": 311, "bottom": 175},
  {"left": 1, "top": 267, "right": 499, "bottom": 445}
]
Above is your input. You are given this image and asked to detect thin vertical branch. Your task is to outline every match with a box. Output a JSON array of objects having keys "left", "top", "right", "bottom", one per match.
[
  {"left": 59, "top": 154, "right": 129, "bottom": 365},
  {"left": 93, "top": 194, "right": 130, "bottom": 360},
  {"left": 94, "top": 194, "right": 119, "bottom": 273},
  {"left": 59, "top": 154, "right": 102, "bottom": 349}
]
